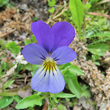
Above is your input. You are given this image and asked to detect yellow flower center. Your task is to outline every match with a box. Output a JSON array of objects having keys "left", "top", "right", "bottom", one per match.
[{"left": 43, "top": 57, "right": 56, "bottom": 71}]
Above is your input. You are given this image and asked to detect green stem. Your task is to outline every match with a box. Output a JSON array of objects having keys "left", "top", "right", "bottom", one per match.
[
  {"left": 0, "top": 92, "right": 17, "bottom": 96},
  {"left": 44, "top": 93, "right": 52, "bottom": 110},
  {"left": 78, "top": 28, "right": 81, "bottom": 41},
  {"left": 0, "top": 76, "right": 4, "bottom": 92},
  {"left": 82, "top": 15, "right": 85, "bottom": 39}
]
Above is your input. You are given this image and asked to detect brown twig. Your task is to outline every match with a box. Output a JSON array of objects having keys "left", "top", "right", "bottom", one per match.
[
  {"left": 89, "top": 12, "right": 110, "bottom": 19},
  {"left": 53, "top": 7, "right": 68, "bottom": 20},
  {"left": 46, "top": 6, "right": 69, "bottom": 24},
  {"left": 0, "top": 29, "right": 16, "bottom": 38},
  {"left": 95, "top": 0, "right": 110, "bottom": 6},
  {"left": 42, "top": 101, "right": 48, "bottom": 110}
]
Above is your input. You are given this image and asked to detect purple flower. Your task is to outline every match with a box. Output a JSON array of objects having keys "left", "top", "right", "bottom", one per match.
[{"left": 22, "top": 21, "right": 77, "bottom": 93}]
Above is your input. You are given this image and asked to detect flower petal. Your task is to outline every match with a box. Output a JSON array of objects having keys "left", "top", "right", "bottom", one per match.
[
  {"left": 31, "top": 65, "right": 65, "bottom": 93},
  {"left": 52, "top": 21, "right": 75, "bottom": 51},
  {"left": 48, "top": 66, "right": 65, "bottom": 93},
  {"left": 50, "top": 46, "right": 77, "bottom": 65},
  {"left": 31, "top": 21, "right": 54, "bottom": 53},
  {"left": 22, "top": 43, "right": 49, "bottom": 65}
]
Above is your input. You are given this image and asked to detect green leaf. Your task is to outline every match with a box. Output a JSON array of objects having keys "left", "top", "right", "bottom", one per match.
[
  {"left": 0, "top": 0, "right": 9, "bottom": 7},
  {"left": 68, "top": 65, "right": 84, "bottom": 76},
  {"left": 85, "top": 32, "right": 110, "bottom": 38},
  {"left": 60, "top": 63, "right": 84, "bottom": 76},
  {"left": 94, "top": 62, "right": 100, "bottom": 66},
  {"left": 92, "top": 54, "right": 100, "bottom": 61},
  {"left": 69, "top": 0, "right": 84, "bottom": 35},
  {"left": 6, "top": 41, "right": 20, "bottom": 55},
  {"left": 56, "top": 104, "right": 66, "bottom": 110},
  {"left": 80, "top": 85, "right": 91, "bottom": 98},
  {"left": 32, "top": 17, "right": 37, "bottom": 21},
  {"left": 31, "top": 35, "right": 36, "bottom": 42},
  {"left": 28, "top": 107, "right": 35, "bottom": 110},
  {"left": 59, "top": 63, "right": 71, "bottom": 70},
  {"left": 24, "top": 63, "right": 40, "bottom": 72},
  {"left": 31, "top": 67, "right": 39, "bottom": 76},
  {"left": 24, "top": 39, "right": 32, "bottom": 45},
  {"left": 13, "top": 96, "right": 22, "bottom": 103},
  {"left": 90, "top": 0, "right": 98, "bottom": 4},
  {"left": 15, "top": 63, "right": 21, "bottom": 72},
  {"left": 87, "top": 43, "right": 109, "bottom": 56},
  {"left": 48, "top": 0, "right": 56, "bottom": 7},
  {"left": 1, "top": 61, "right": 7, "bottom": 73},
  {"left": 54, "top": 93, "right": 75, "bottom": 98},
  {"left": 4, "top": 80, "right": 15, "bottom": 89},
  {"left": 50, "top": 94, "right": 58, "bottom": 103},
  {"left": 0, "top": 39, "right": 6, "bottom": 50},
  {"left": 84, "top": 3, "right": 91, "bottom": 11},
  {"left": 16, "top": 94, "right": 43, "bottom": 109},
  {"left": 67, "top": 75, "right": 81, "bottom": 98},
  {"left": 0, "top": 96, "right": 13, "bottom": 108},
  {"left": 48, "top": 7, "right": 55, "bottom": 13},
  {"left": 60, "top": 63, "right": 71, "bottom": 74},
  {"left": 0, "top": 66, "right": 2, "bottom": 76}
]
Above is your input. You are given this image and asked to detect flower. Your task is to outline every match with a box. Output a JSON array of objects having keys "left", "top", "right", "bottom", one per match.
[{"left": 22, "top": 20, "right": 77, "bottom": 93}]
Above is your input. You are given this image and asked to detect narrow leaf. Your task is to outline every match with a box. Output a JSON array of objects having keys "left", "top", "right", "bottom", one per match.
[
  {"left": 16, "top": 94, "right": 43, "bottom": 109},
  {"left": 13, "top": 96, "right": 22, "bottom": 103},
  {"left": 68, "top": 65, "right": 84, "bottom": 76},
  {"left": 4, "top": 80, "right": 15, "bottom": 89},
  {"left": 87, "top": 43, "right": 109, "bottom": 56},
  {"left": 67, "top": 75, "right": 81, "bottom": 98},
  {"left": 60, "top": 63, "right": 84, "bottom": 76},
  {"left": 0, "top": 96, "right": 13, "bottom": 109},
  {"left": 69, "top": 0, "right": 84, "bottom": 34},
  {"left": 54, "top": 93, "right": 75, "bottom": 98}
]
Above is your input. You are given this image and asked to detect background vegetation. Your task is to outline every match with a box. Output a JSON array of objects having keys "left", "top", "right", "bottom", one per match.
[{"left": 0, "top": 0, "right": 110, "bottom": 110}]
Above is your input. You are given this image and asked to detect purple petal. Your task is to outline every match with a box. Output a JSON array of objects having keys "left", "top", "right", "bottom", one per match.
[
  {"left": 31, "top": 21, "right": 54, "bottom": 53},
  {"left": 50, "top": 46, "right": 77, "bottom": 65},
  {"left": 52, "top": 21, "right": 75, "bottom": 51},
  {"left": 22, "top": 43, "right": 49, "bottom": 65},
  {"left": 48, "top": 66, "right": 65, "bottom": 93},
  {"left": 31, "top": 65, "right": 65, "bottom": 93}
]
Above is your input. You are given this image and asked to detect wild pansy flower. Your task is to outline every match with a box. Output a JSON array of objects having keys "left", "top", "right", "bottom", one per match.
[{"left": 22, "top": 20, "right": 77, "bottom": 93}]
